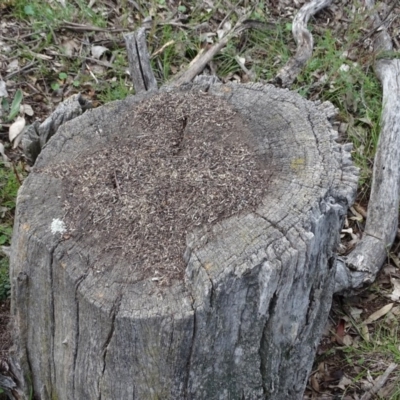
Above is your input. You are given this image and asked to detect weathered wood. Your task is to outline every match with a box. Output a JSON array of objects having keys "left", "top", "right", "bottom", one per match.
[
  {"left": 21, "top": 93, "right": 91, "bottom": 165},
  {"left": 124, "top": 28, "right": 158, "bottom": 93},
  {"left": 335, "top": 0, "right": 400, "bottom": 295},
  {"left": 274, "top": 0, "right": 333, "bottom": 87},
  {"left": 10, "top": 82, "right": 357, "bottom": 399}
]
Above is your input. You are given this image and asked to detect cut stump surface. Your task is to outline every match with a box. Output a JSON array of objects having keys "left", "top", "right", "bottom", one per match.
[{"left": 10, "top": 82, "right": 358, "bottom": 399}]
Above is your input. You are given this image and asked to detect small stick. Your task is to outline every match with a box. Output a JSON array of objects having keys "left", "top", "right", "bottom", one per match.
[
  {"left": 172, "top": 14, "right": 250, "bottom": 86},
  {"left": 12, "top": 163, "right": 22, "bottom": 185},
  {"left": 61, "top": 21, "right": 128, "bottom": 33},
  {"left": 360, "top": 363, "right": 397, "bottom": 400}
]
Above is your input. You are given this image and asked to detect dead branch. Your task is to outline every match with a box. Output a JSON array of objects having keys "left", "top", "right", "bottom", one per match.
[
  {"left": 335, "top": 0, "right": 400, "bottom": 295},
  {"left": 360, "top": 363, "right": 397, "bottom": 400},
  {"left": 274, "top": 0, "right": 333, "bottom": 87},
  {"left": 171, "top": 15, "right": 252, "bottom": 86}
]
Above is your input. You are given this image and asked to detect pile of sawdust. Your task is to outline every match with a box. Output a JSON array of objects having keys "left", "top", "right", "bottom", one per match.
[{"left": 57, "top": 91, "right": 269, "bottom": 283}]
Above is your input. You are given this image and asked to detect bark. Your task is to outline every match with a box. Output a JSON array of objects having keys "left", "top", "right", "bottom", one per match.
[{"left": 9, "top": 82, "right": 357, "bottom": 399}]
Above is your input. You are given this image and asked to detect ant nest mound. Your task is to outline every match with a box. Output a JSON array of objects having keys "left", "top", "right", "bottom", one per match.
[{"left": 59, "top": 92, "right": 269, "bottom": 283}]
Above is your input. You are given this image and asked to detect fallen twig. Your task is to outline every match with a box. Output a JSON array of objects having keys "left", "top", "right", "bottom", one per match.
[
  {"left": 5, "top": 61, "right": 38, "bottom": 80},
  {"left": 360, "top": 363, "right": 397, "bottom": 400},
  {"left": 60, "top": 21, "right": 128, "bottom": 33},
  {"left": 274, "top": 0, "right": 333, "bottom": 87},
  {"left": 171, "top": 14, "right": 252, "bottom": 86}
]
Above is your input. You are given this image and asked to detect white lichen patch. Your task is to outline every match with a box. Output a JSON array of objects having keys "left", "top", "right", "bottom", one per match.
[{"left": 51, "top": 218, "right": 66, "bottom": 234}]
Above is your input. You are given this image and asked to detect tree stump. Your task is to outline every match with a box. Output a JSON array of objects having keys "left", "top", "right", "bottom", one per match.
[{"left": 10, "top": 82, "right": 358, "bottom": 399}]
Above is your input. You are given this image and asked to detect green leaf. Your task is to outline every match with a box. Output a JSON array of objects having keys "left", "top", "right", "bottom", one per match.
[
  {"left": 8, "top": 88, "right": 23, "bottom": 121},
  {"left": 1, "top": 97, "right": 9, "bottom": 113},
  {"left": 51, "top": 82, "right": 60, "bottom": 91},
  {"left": 178, "top": 5, "right": 186, "bottom": 12},
  {"left": 24, "top": 5, "right": 35, "bottom": 16},
  {"left": 59, "top": 72, "right": 68, "bottom": 80},
  {"left": 73, "top": 80, "right": 81, "bottom": 87}
]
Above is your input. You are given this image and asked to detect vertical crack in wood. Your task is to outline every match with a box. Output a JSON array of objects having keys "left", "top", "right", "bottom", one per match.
[
  {"left": 72, "top": 272, "right": 87, "bottom": 397},
  {"left": 183, "top": 295, "right": 196, "bottom": 399},
  {"left": 124, "top": 28, "right": 157, "bottom": 94},
  {"left": 48, "top": 245, "right": 57, "bottom": 400},
  {"left": 259, "top": 292, "right": 278, "bottom": 397},
  {"left": 98, "top": 292, "right": 123, "bottom": 400},
  {"left": 13, "top": 271, "right": 32, "bottom": 397},
  {"left": 134, "top": 38, "right": 147, "bottom": 91}
]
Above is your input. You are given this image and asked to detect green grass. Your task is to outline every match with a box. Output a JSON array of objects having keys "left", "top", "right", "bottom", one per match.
[
  {"left": 0, "top": 258, "right": 11, "bottom": 300},
  {"left": 340, "top": 315, "right": 400, "bottom": 399},
  {"left": 291, "top": 27, "right": 382, "bottom": 190},
  {"left": 11, "top": 0, "right": 107, "bottom": 28},
  {"left": 0, "top": 162, "right": 22, "bottom": 301}
]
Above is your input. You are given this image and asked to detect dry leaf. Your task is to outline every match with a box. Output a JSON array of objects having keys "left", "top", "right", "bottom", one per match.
[
  {"left": 0, "top": 79, "right": 8, "bottom": 97},
  {"left": 361, "top": 324, "right": 370, "bottom": 342},
  {"left": 349, "top": 306, "right": 363, "bottom": 319},
  {"left": 363, "top": 303, "right": 394, "bottom": 325},
  {"left": 391, "top": 306, "right": 400, "bottom": 316},
  {"left": 1, "top": 246, "right": 11, "bottom": 257},
  {"left": 6, "top": 59, "right": 19, "bottom": 73},
  {"left": 0, "top": 142, "right": 11, "bottom": 168},
  {"left": 217, "top": 21, "right": 232, "bottom": 39},
  {"left": 354, "top": 203, "right": 367, "bottom": 217},
  {"left": 0, "top": 142, "right": 9, "bottom": 161},
  {"left": 337, "top": 375, "right": 353, "bottom": 390},
  {"left": 349, "top": 206, "right": 363, "bottom": 221},
  {"left": 91, "top": 45, "right": 109, "bottom": 59},
  {"left": 342, "top": 334, "right": 352, "bottom": 346},
  {"left": 310, "top": 374, "right": 320, "bottom": 392},
  {"left": 21, "top": 104, "right": 34, "bottom": 116},
  {"left": 389, "top": 278, "right": 400, "bottom": 301},
  {"left": 9, "top": 116, "right": 26, "bottom": 144},
  {"left": 339, "top": 64, "right": 350, "bottom": 72},
  {"left": 390, "top": 253, "right": 400, "bottom": 269},
  {"left": 62, "top": 39, "right": 79, "bottom": 57},
  {"left": 383, "top": 265, "right": 397, "bottom": 275}
]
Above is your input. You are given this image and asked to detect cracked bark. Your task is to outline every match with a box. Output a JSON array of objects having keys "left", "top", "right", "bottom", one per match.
[{"left": 9, "top": 82, "right": 357, "bottom": 399}]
